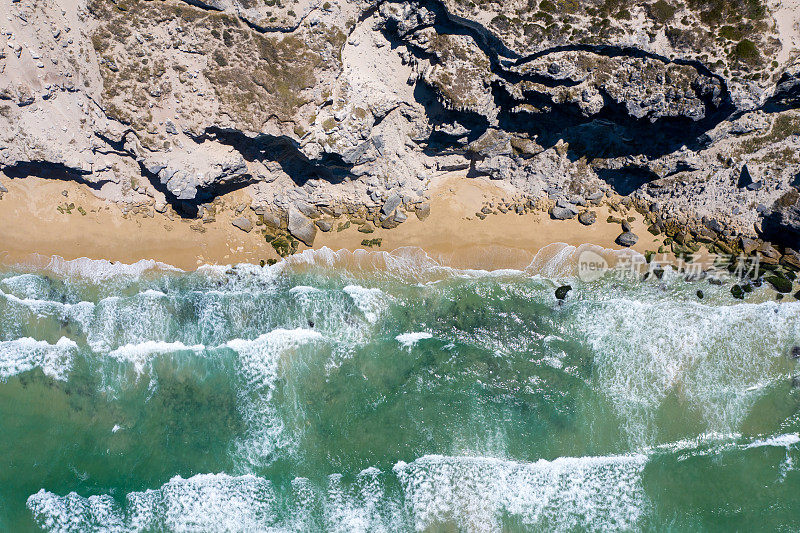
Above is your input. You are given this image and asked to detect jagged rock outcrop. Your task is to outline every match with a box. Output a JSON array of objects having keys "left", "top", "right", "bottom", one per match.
[{"left": 0, "top": 0, "right": 799, "bottom": 243}]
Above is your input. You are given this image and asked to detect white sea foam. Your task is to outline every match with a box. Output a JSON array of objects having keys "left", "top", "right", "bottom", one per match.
[
  {"left": 746, "top": 433, "right": 800, "bottom": 449},
  {"left": 396, "top": 332, "right": 433, "bottom": 348},
  {"left": 140, "top": 289, "right": 167, "bottom": 298},
  {"left": 343, "top": 285, "right": 387, "bottom": 324},
  {"left": 0, "top": 273, "right": 50, "bottom": 299},
  {"left": 86, "top": 291, "right": 180, "bottom": 353},
  {"left": 36, "top": 256, "right": 181, "bottom": 281},
  {"left": 573, "top": 298, "right": 800, "bottom": 447},
  {"left": 525, "top": 242, "right": 644, "bottom": 281},
  {"left": 393, "top": 453, "right": 649, "bottom": 532},
  {"left": 0, "top": 289, "right": 96, "bottom": 335},
  {"left": 108, "top": 341, "right": 206, "bottom": 375},
  {"left": 323, "top": 467, "right": 404, "bottom": 533},
  {"left": 28, "top": 490, "right": 125, "bottom": 533},
  {"left": 289, "top": 285, "right": 320, "bottom": 295},
  {"left": 225, "top": 329, "right": 324, "bottom": 467},
  {"left": 28, "top": 473, "right": 279, "bottom": 533},
  {"left": 0, "top": 337, "right": 78, "bottom": 381},
  {"left": 126, "top": 474, "right": 278, "bottom": 532}
]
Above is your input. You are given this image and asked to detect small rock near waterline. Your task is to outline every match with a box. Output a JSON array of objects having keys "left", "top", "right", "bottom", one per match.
[
  {"left": 765, "top": 275, "right": 793, "bottom": 294},
  {"left": 555, "top": 285, "right": 572, "bottom": 300},
  {"left": 731, "top": 284, "right": 745, "bottom": 299},
  {"left": 578, "top": 211, "right": 597, "bottom": 226},
  {"left": 696, "top": 290, "right": 704, "bottom": 299},
  {"left": 231, "top": 216, "right": 253, "bottom": 233},
  {"left": 616, "top": 232, "right": 638, "bottom": 247}
]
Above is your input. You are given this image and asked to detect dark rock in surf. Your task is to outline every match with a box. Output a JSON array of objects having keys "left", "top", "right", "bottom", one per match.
[
  {"left": 555, "top": 285, "right": 572, "bottom": 300},
  {"left": 731, "top": 284, "right": 745, "bottom": 299},
  {"left": 765, "top": 275, "right": 793, "bottom": 293}
]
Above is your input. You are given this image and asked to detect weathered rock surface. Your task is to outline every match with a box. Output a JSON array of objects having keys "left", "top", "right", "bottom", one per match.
[
  {"left": 578, "top": 211, "right": 597, "bottom": 226},
  {"left": 616, "top": 232, "right": 639, "bottom": 247},
  {"left": 551, "top": 206, "right": 577, "bottom": 220},
  {"left": 231, "top": 216, "right": 253, "bottom": 233},
  {"left": 287, "top": 208, "right": 317, "bottom": 246}
]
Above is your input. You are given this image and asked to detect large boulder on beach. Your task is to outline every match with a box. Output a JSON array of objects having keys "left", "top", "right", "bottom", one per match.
[
  {"left": 381, "top": 194, "right": 403, "bottom": 216},
  {"left": 551, "top": 206, "right": 577, "bottom": 220},
  {"left": 231, "top": 216, "right": 253, "bottom": 233},
  {"left": 288, "top": 208, "right": 317, "bottom": 246},
  {"left": 616, "top": 231, "right": 638, "bottom": 247}
]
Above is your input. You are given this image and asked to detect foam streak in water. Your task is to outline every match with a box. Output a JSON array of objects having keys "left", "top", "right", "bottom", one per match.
[
  {"left": 0, "top": 337, "right": 78, "bottom": 381},
  {"left": 393, "top": 454, "right": 648, "bottom": 532},
  {"left": 28, "top": 474, "right": 278, "bottom": 533}
]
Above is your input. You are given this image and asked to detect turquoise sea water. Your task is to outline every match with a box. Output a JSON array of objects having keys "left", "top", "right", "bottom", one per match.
[{"left": 1, "top": 245, "right": 799, "bottom": 532}]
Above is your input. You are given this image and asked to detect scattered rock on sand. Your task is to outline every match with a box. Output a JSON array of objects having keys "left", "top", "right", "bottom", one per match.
[
  {"left": 415, "top": 203, "right": 431, "bottom": 221},
  {"left": 315, "top": 219, "right": 333, "bottom": 232},
  {"left": 288, "top": 208, "right": 317, "bottom": 246},
  {"left": 578, "top": 211, "right": 597, "bottom": 226},
  {"left": 358, "top": 223, "right": 375, "bottom": 233},
  {"left": 616, "top": 232, "right": 638, "bottom": 247},
  {"left": 551, "top": 206, "right": 576, "bottom": 220},
  {"left": 587, "top": 191, "right": 604, "bottom": 205},
  {"left": 231, "top": 216, "right": 253, "bottom": 233}
]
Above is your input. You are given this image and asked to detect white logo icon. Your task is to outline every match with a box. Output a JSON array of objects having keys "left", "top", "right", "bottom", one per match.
[{"left": 577, "top": 250, "right": 609, "bottom": 282}]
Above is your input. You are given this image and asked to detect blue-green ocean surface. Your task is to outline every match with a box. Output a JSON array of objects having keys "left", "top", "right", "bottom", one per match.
[{"left": 1, "top": 246, "right": 799, "bottom": 532}]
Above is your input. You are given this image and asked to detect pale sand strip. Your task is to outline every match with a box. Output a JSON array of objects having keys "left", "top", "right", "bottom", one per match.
[{"left": 0, "top": 174, "right": 662, "bottom": 271}]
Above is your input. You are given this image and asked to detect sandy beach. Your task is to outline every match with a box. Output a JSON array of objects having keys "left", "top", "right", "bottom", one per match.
[{"left": 0, "top": 172, "right": 665, "bottom": 271}]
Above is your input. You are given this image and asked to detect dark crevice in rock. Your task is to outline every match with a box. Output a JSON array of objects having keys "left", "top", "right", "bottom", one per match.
[
  {"left": 137, "top": 158, "right": 254, "bottom": 219},
  {"left": 383, "top": 0, "right": 520, "bottom": 62},
  {"left": 133, "top": 162, "right": 200, "bottom": 218},
  {"left": 375, "top": 0, "right": 735, "bottom": 165},
  {"left": 177, "top": 0, "right": 223, "bottom": 12},
  {"left": 412, "top": 82, "right": 489, "bottom": 155},
  {"left": 198, "top": 126, "right": 354, "bottom": 186},
  {"left": 762, "top": 73, "right": 800, "bottom": 113},
  {"left": 1, "top": 161, "right": 103, "bottom": 189},
  {"left": 95, "top": 131, "right": 252, "bottom": 218},
  {"left": 595, "top": 167, "right": 660, "bottom": 196}
]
